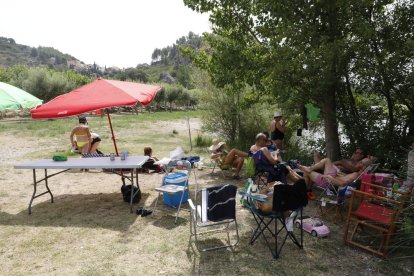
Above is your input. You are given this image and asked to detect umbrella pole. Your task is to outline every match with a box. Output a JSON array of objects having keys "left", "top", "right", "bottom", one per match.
[
  {"left": 106, "top": 108, "right": 119, "bottom": 156},
  {"left": 106, "top": 108, "right": 125, "bottom": 186}
]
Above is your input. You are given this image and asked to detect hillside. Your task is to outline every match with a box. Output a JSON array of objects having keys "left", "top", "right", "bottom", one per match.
[
  {"left": 0, "top": 32, "right": 204, "bottom": 89},
  {"left": 0, "top": 36, "right": 79, "bottom": 69}
]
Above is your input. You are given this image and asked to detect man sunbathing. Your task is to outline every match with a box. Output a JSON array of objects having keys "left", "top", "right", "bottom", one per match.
[
  {"left": 298, "top": 157, "right": 372, "bottom": 200},
  {"left": 314, "top": 148, "right": 366, "bottom": 174},
  {"left": 210, "top": 139, "right": 247, "bottom": 179}
]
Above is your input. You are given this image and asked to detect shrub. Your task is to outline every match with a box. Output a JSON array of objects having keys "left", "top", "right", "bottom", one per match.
[{"left": 194, "top": 134, "right": 213, "bottom": 147}]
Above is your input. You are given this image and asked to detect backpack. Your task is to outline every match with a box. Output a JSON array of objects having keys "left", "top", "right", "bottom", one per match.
[
  {"left": 121, "top": 184, "right": 141, "bottom": 204},
  {"left": 245, "top": 155, "right": 256, "bottom": 178}
]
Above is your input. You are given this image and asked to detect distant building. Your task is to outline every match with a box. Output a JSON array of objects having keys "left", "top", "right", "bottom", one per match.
[{"left": 67, "top": 60, "right": 86, "bottom": 70}]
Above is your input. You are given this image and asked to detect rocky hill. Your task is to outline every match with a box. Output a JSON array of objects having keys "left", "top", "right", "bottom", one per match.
[{"left": 0, "top": 36, "right": 80, "bottom": 69}]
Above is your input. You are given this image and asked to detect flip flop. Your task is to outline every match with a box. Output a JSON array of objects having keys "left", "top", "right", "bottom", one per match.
[
  {"left": 141, "top": 209, "right": 153, "bottom": 217},
  {"left": 136, "top": 207, "right": 144, "bottom": 215},
  {"left": 307, "top": 192, "right": 316, "bottom": 200}
]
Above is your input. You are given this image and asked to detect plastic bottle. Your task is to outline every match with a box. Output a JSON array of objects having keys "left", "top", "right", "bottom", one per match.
[
  {"left": 392, "top": 181, "right": 400, "bottom": 200},
  {"left": 386, "top": 183, "right": 393, "bottom": 198},
  {"left": 251, "top": 182, "right": 258, "bottom": 193}
]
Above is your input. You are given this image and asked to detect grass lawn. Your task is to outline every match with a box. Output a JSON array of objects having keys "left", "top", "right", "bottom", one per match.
[{"left": 0, "top": 111, "right": 413, "bottom": 275}]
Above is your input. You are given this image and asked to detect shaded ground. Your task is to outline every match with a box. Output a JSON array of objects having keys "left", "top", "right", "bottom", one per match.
[{"left": 0, "top": 116, "right": 413, "bottom": 275}]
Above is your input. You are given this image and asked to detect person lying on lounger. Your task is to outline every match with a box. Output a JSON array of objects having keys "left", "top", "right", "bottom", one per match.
[
  {"left": 313, "top": 148, "right": 366, "bottom": 174},
  {"left": 298, "top": 157, "right": 372, "bottom": 200}
]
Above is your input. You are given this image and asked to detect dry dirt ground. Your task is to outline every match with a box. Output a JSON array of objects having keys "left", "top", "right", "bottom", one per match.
[{"left": 0, "top": 118, "right": 413, "bottom": 275}]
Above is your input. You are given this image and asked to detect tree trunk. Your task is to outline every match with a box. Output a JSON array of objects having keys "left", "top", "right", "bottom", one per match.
[
  {"left": 321, "top": 92, "right": 341, "bottom": 161},
  {"left": 322, "top": 0, "right": 341, "bottom": 161}
]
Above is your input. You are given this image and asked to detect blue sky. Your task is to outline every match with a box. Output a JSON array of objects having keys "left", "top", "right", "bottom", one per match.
[{"left": 0, "top": 0, "right": 211, "bottom": 68}]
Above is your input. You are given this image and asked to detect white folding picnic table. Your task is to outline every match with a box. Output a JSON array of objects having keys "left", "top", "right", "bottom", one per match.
[{"left": 14, "top": 155, "right": 149, "bottom": 214}]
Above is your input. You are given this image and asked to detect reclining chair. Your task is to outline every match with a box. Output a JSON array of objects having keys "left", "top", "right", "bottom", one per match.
[
  {"left": 240, "top": 179, "right": 308, "bottom": 259},
  {"left": 188, "top": 184, "right": 239, "bottom": 252},
  {"left": 317, "top": 163, "right": 379, "bottom": 224}
]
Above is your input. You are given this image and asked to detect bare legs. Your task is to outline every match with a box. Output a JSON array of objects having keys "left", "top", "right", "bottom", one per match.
[
  {"left": 273, "top": 139, "right": 283, "bottom": 150},
  {"left": 286, "top": 168, "right": 303, "bottom": 183},
  {"left": 298, "top": 158, "right": 336, "bottom": 189},
  {"left": 313, "top": 151, "right": 322, "bottom": 163},
  {"left": 90, "top": 141, "right": 100, "bottom": 154},
  {"left": 79, "top": 144, "right": 90, "bottom": 154},
  {"left": 224, "top": 148, "right": 247, "bottom": 177}
]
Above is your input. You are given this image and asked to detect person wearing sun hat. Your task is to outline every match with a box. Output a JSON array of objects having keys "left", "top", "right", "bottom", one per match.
[
  {"left": 209, "top": 139, "right": 248, "bottom": 179},
  {"left": 270, "top": 110, "right": 286, "bottom": 150},
  {"left": 209, "top": 139, "right": 221, "bottom": 151}
]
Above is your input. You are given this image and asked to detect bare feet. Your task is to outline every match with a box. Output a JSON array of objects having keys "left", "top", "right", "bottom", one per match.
[
  {"left": 298, "top": 164, "right": 312, "bottom": 174},
  {"left": 313, "top": 150, "right": 322, "bottom": 163}
]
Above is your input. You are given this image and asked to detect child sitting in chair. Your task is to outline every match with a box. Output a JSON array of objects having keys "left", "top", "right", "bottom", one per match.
[{"left": 142, "top": 147, "right": 163, "bottom": 173}]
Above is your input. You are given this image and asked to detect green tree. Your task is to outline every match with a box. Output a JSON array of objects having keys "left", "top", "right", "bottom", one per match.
[
  {"left": 165, "top": 85, "right": 183, "bottom": 112},
  {"left": 153, "top": 87, "right": 166, "bottom": 109},
  {"left": 174, "top": 65, "right": 192, "bottom": 88},
  {"left": 30, "top": 48, "right": 38, "bottom": 58},
  {"left": 184, "top": 0, "right": 414, "bottom": 161}
]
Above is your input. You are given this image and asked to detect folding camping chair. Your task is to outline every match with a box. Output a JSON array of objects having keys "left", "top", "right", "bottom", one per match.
[
  {"left": 188, "top": 184, "right": 239, "bottom": 252},
  {"left": 344, "top": 181, "right": 413, "bottom": 257},
  {"left": 317, "top": 163, "right": 379, "bottom": 224},
  {"left": 152, "top": 160, "right": 195, "bottom": 224},
  {"left": 204, "top": 147, "right": 234, "bottom": 178},
  {"left": 240, "top": 179, "right": 307, "bottom": 259}
]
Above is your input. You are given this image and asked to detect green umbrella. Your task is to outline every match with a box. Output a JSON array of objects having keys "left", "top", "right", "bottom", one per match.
[{"left": 0, "top": 82, "right": 42, "bottom": 111}]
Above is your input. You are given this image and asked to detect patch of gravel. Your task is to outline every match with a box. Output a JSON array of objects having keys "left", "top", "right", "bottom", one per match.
[{"left": 0, "top": 134, "right": 60, "bottom": 164}]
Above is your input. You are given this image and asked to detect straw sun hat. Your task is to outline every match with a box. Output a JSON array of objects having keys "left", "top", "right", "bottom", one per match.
[
  {"left": 209, "top": 139, "right": 226, "bottom": 151},
  {"left": 273, "top": 111, "right": 282, "bottom": 117}
]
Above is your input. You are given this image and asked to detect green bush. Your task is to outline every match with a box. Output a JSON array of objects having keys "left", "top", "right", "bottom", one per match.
[{"left": 194, "top": 134, "right": 213, "bottom": 147}]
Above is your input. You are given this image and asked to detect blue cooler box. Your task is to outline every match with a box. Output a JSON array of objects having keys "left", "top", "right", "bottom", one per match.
[{"left": 163, "top": 172, "right": 189, "bottom": 207}]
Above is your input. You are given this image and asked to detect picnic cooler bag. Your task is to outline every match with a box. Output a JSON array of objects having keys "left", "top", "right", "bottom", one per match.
[
  {"left": 163, "top": 172, "right": 189, "bottom": 207},
  {"left": 361, "top": 173, "right": 393, "bottom": 194}
]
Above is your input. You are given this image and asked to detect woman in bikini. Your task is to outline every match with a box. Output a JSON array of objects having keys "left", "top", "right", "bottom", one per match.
[
  {"left": 270, "top": 111, "right": 286, "bottom": 150},
  {"left": 70, "top": 116, "right": 92, "bottom": 154}
]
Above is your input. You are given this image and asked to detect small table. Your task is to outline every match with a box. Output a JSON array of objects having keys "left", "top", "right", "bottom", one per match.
[{"left": 14, "top": 155, "right": 148, "bottom": 214}]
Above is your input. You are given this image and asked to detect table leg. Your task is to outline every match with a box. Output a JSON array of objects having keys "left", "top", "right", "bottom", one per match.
[
  {"left": 129, "top": 169, "right": 134, "bottom": 213},
  {"left": 28, "top": 169, "right": 57, "bottom": 214},
  {"left": 44, "top": 169, "right": 54, "bottom": 203},
  {"left": 128, "top": 169, "right": 141, "bottom": 213},
  {"left": 28, "top": 169, "right": 37, "bottom": 215}
]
